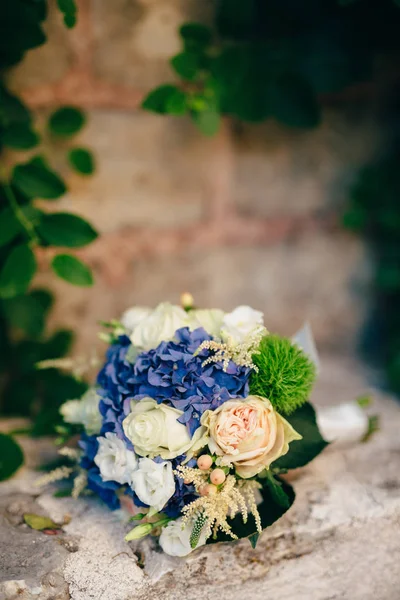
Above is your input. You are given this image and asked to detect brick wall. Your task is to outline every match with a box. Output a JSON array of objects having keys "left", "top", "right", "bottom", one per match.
[{"left": 10, "top": 0, "right": 379, "bottom": 356}]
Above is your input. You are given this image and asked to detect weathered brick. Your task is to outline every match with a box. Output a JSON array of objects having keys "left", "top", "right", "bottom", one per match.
[
  {"left": 49, "top": 110, "right": 227, "bottom": 231},
  {"left": 38, "top": 230, "right": 370, "bottom": 358},
  {"left": 8, "top": 4, "right": 73, "bottom": 90},
  {"left": 92, "top": 0, "right": 214, "bottom": 89},
  {"left": 233, "top": 111, "right": 379, "bottom": 218}
]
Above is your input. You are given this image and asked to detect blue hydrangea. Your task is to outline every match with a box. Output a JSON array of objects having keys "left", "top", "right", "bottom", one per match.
[{"left": 97, "top": 327, "right": 250, "bottom": 437}]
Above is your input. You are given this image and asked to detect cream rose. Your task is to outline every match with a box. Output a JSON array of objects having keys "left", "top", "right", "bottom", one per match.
[
  {"left": 201, "top": 395, "right": 301, "bottom": 478},
  {"left": 188, "top": 308, "right": 225, "bottom": 338},
  {"left": 60, "top": 388, "right": 102, "bottom": 436},
  {"left": 122, "top": 398, "right": 205, "bottom": 460},
  {"left": 121, "top": 306, "right": 152, "bottom": 334},
  {"left": 130, "top": 302, "right": 190, "bottom": 351},
  {"left": 221, "top": 305, "right": 266, "bottom": 343}
]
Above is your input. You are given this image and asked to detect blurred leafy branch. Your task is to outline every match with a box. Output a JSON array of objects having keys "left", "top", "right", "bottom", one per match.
[
  {"left": 344, "top": 152, "right": 400, "bottom": 396},
  {"left": 142, "top": 0, "right": 400, "bottom": 135},
  {"left": 0, "top": 0, "right": 92, "bottom": 479}
]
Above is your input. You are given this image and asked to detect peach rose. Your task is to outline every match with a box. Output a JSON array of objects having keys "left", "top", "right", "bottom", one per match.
[{"left": 201, "top": 395, "right": 301, "bottom": 478}]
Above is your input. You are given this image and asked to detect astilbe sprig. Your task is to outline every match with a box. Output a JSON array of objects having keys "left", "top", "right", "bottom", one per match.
[
  {"left": 250, "top": 334, "right": 316, "bottom": 415},
  {"left": 196, "top": 326, "right": 265, "bottom": 373},
  {"left": 175, "top": 465, "right": 262, "bottom": 545}
]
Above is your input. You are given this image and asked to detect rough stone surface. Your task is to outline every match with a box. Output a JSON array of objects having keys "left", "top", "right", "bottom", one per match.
[{"left": 0, "top": 357, "right": 399, "bottom": 600}]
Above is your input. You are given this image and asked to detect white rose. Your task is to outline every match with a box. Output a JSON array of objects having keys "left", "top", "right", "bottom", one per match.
[
  {"left": 121, "top": 306, "right": 152, "bottom": 334},
  {"left": 131, "top": 457, "right": 175, "bottom": 513},
  {"left": 188, "top": 308, "right": 225, "bottom": 338},
  {"left": 130, "top": 302, "right": 190, "bottom": 351},
  {"left": 221, "top": 305, "right": 266, "bottom": 343},
  {"left": 122, "top": 398, "right": 205, "bottom": 459},
  {"left": 60, "top": 388, "right": 102, "bottom": 435},
  {"left": 94, "top": 432, "right": 138, "bottom": 485},
  {"left": 159, "top": 518, "right": 208, "bottom": 557}
]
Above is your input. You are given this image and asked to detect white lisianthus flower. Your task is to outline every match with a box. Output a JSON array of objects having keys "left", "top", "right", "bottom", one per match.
[
  {"left": 130, "top": 302, "right": 190, "bottom": 351},
  {"left": 131, "top": 457, "right": 175, "bottom": 513},
  {"left": 60, "top": 388, "right": 102, "bottom": 435},
  {"left": 121, "top": 306, "right": 152, "bottom": 334},
  {"left": 188, "top": 308, "right": 225, "bottom": 338},
  {"left": 221, "top": 305, "right": 266, "bottom": 343},
  {"left": 122, "top": 398, "right": 206, "bottom": 460},
  {"left": 94, "top": 432, "right": 138, "bottom": 485},
  {"left": 159, "top": 518, "right": 208, "bottom": 557}
]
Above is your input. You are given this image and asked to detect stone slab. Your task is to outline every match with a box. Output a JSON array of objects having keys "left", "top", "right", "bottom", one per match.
[{"left": 0, "top": 356, "right": 399, "bottom": 600}]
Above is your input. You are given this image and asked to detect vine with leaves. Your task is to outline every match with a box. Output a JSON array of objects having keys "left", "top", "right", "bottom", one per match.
[{"left": 0, "top": 0, "right": 96, "bottom": 479}]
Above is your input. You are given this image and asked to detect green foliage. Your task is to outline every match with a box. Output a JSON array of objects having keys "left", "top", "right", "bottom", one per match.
[
  {"left": 38, "top": 212, "right": 98, "bottom": 247},
  {"left": 142, "top": 0, "right": 400, "bottom": 134},
  {"left": 48, "top": 106, "right": 85, "bottom": 137},
  {"left": 343, "top": 153, "right": 400, "bottom": 395},
  {"left": 1, "top": 122, "right": 39, "bottom": 150},
  {"left": 142, "top": 85, "right": 184, "bottom": 114},
  {"left": 0, "top": 433, "right": 24, "bottom": 480},
  {"left": 0, "top": 208, "right": 22, "bottom": 246},
  {"left": 57, "top": 0, "right": 78, "bottom": 29},
  {"left": 51, "top": 254, "right": 94, "bottom": 287},
  {"left": 273, "top": 402, "right": 329, "bottom": 470},
  {"left": 68, "top": 148, "right": 95, "bottom": 175},
  {"left": 23, "top": 513, "right": 60, "bottom": 530},
  {"left": 250, "top": 335, "right": 316, "bottom": 415},
  {"left": 0, "top": 245, "right": 37, "bottom": 299},
  {"left": 12, "top": 157, "right": 67, "bottom": 199},
  {"left": 0, "top": 3, "right": 97, "bottom": 461}
]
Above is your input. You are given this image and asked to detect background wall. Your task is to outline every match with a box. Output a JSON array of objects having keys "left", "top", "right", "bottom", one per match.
[{"left": 9, "top": 0, "right": 379, "bottom": 357}]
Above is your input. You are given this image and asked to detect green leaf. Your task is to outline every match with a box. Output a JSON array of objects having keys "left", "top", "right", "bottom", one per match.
[
  {"left": 48, "top": 106, "right": 85, "bottom": 137},
  {"left": 12, "top": 158, "right": 67, "bottom": 199},
  {"left": 209, "top": 478, "right": 295, "bottom": 544},
  {"left": 51, "top": 254, "right": 94, "bottom": 286},
  {"left": 269, "top": 73, "right": 321, "bottom": 128},
  {"left": 2, "top": 291, "right": 50, "bottom": 337},
  {"left": 191, "top": 109, "right": 220, "bottom": 136},
  {"left": 24, "top": 513, "right": 61, "bottom": 531},
  {"left": 0, "top": 207, "right": 22, "bottom": 246},
  {"left": 170, "top": 51, "right": 201, "bottom": 81},
  {"left": 248, "top": 533, "right": 259, "bottom": 549},
  {"left": 165, "top": 89, "right": 187, "bottom": 115},
  {"left": 180, "top": 23, "right": 212, "bottom": 50},
  {"left": 0, "top": 244, "right": 37, "bottom": 298},
  {"left": 342, "top": 208, "right": 367, "bottom": 231},
  {"left": 1, "top": 123, "right": 40, "bottom": 149},
  {"left": 273, "top": 402, "right": 329, "bottom": 470},
  {"left": 0, "top": 84, "right": 31, "bottom": 126},
  {"left": 57, "top": 0, "right": 77, "bottom": 28},
  {"left": 42, "top": 329, "right": 74, "bottom": 359},
  {"left": 142, "top": 85, "right": 183, "bottom": 114},
  {"left": 0, "top": 433, "right": 24, "bottom": 480},
  {"left": 68, "top": 148, "right": 95, "bottom": 175},
  {"left": 38, "top": 212, "right": 98, "bottom": 248},
  {"left": 264, "top": 471, "right": 291, "bottom": 509}
]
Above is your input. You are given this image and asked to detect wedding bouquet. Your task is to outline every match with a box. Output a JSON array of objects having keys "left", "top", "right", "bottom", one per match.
[{"left": 55, "top": 297, "right": 330, "bottom": 556}]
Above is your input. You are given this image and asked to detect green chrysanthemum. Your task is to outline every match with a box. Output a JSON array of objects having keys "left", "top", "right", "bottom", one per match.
[{"left": 249, "top": 335, "right": 316, "bottom": 415}]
